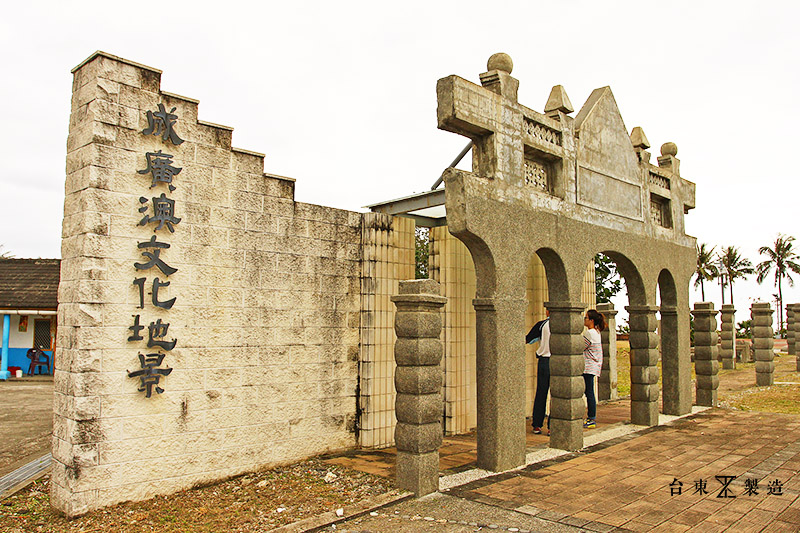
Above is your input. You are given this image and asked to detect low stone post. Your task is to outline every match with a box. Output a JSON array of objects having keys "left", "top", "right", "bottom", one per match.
[
  {"left": 719, "top": 305, "right": 736, "bottom": 369},
  {"left": 787, "top": 304, "right": 797, "bottom": 356},
  {"left": 391, "top": 279, "right": 446, "bottom": 496},
  {"left": 751, "top": 303, "right": 775, "bottom": 387},
  {"left": 546, "top": 301, "right": 586, "bottom": 451},
  {"left": 691, "top": 303, "right": 719, "bottom": 407},
  {"left": 597, "top": 303, "right": 618, "bottom": 401},
  {"left": 793, "top": 305, "right": 800, "bottom": 371},
  {"left": 627, "top": 305, "right": 660, "bottom": 425}
]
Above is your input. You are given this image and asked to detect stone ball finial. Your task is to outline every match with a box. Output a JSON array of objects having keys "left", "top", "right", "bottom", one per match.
[
  {"left": 661, "top": 142, "right": 678, "bottom": 157},
  {"left": 487, "top": 53, "right": 513, "bottom": 74}
]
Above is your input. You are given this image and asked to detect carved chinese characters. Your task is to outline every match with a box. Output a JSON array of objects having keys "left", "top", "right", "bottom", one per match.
[{"left": 127, "top": 104, "right": 183, "bottom": 397}]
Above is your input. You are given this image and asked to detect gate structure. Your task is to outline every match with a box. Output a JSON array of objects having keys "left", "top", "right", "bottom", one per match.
[{"left": 435, "top": 53, "right": 696, "bottom": 468}]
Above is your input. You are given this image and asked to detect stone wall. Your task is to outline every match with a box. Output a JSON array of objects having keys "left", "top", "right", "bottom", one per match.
[{"left": 53, "top": 52, "right": 412, "bottom": 517}]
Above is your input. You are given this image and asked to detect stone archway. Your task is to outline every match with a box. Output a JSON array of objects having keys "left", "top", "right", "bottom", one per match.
[{"left": 437, "top": 53, "right": 697, "bottom": 463}]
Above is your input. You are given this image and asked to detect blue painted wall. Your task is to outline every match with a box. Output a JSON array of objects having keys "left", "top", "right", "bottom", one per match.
[{"left": 5, "top": 348, "right": 53, "bottom": 374}]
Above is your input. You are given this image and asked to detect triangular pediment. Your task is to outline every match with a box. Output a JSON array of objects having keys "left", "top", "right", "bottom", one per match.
[{"left": 574, "top": 87, "right": 643, "bottom": 220}]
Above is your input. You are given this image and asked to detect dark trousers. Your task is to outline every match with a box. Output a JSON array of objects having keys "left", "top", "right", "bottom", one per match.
[
  {"left": 583, "top": 373, "right": 596, "bottom": 420},
  {"left": 532, "top": 357, "right": 550, "bottom": 428}
]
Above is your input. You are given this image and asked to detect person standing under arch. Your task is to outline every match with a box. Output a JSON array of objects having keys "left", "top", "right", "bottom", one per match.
[
  {"left": 528, "top": 309, "right": 550, "bottom": 435},
  {"left": 583, "top": 309, "right": 606, "bottom": 429}
]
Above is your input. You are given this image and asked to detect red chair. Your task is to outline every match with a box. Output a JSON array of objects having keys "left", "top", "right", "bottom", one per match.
[{"left": 26, "top": 348, "right": 51, "bottom": 375}]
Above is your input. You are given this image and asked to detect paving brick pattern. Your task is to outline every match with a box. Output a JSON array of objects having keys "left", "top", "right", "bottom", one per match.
[{"left": 449, "top": 410, "right": 800, "bottom": 531}]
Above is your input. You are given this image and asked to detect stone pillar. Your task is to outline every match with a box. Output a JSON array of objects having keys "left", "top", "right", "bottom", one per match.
[
  {"left": 596, "top": 303, "right": 618, "bottom": 401},
  {"left": 627, "top": 306, "right": 660, "bottom": 425},
  {"left": 692, "top": 303, "right": 719, "bottom": 407},
  {"left": 787, "top": 304, "right": 797, "bottom": 356},
  {"left": 472, "top": 296, "right": 527, "bottom": 471},
  {"left": 751, "top": 303, "right": 775, "bottom": 387},
  {"left": 546, "top": 301, "right": 585, "bottom": 451},
  {"left": 391, "top": 279, "right": 446, "bottom": 496},
  {"left": 719, "top": 305, "right": 736, "bottom": 370},
  {"left": 793, "top": 305, "right": 800, "bottom": 371}
]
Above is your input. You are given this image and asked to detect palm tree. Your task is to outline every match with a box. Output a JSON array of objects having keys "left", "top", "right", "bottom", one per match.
[
  {"left": 756, "top": 235, "right": 800, "bottom": 334},
  {"left": 716, "top": 257, "right": 727, "bottom": 305},
  {"left": 719, "top": 246, "right": 754, "bottom": 304},
  {"left": 694, "top": 243, "right": 718, "bottom": 301}
]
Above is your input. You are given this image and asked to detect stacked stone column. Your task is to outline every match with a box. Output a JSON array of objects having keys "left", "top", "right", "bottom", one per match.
[
  {"left": 692, "top": 302, "right": 719, "bottom": 406},
  {"left": 546, "top": 301, "right": 586, "bottom": 451},
  {"left": 751, "top": 303, "right": 775, "bottom": 386},
  {"left": 793, "top": 305, "right": 800, "bottom": 371},
  {"left": 787, "top": 304, "right": 797, "bottom": 357},
  {"left": 627, "top": 306, "right": 661, "bottom": 425},
  {"left": 719, "top": 305, "right": 736, "bottom": 370},
  {"left": 391, "top": 279, "right": 446, "bottom": 496},
  {"left": 596, "top": 303, "right": 618, "bottom": 401}
]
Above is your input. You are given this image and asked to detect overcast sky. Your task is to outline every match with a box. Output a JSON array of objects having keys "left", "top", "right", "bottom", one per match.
[{"left": 1, "top": 1, "right": 798, "bottom": 327}]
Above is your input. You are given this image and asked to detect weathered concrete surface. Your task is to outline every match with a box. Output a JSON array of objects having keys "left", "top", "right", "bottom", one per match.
[
  {"left": 597, "top": 303, "right": 618, "bottom": 401},
  {"left": 0, "top": 377, "right": 53, "bottom": 478},
  {"left": 437, "top": 53, "right": 697, "bottom": 465},
  {"left": 692, "top": 302, "right": 719, "bottom": 407},
  {"left": 751, "top": 302, "right": 775, "bottom": 386},
  {"left": 720, "top": 304, "right": 736, "bottom": 369}
]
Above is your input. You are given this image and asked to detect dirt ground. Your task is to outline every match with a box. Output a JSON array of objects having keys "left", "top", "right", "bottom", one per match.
[
  {"left": 0, "top": 378, "right": 53, "bottom": 478},
  {"left": 2, "top": 350, "right": 799, "bottom": 532}
]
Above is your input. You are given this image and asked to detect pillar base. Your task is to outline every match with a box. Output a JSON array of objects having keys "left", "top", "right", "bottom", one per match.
[
  {"left": 721, "top": 359, "right": 735, "bottom": 370},
  {"left": 397, "top": 451, "right": 439, "bottom": 496},
  {"left": 631, "top": 400, "right": 658, "bottom": 426},
  {"left": 0, "top": 371, "right": 9, "bottom": 381},
  {"left": 549, "top": 418, "right": 582, "bottom": 451},
  {"left": 756, "top": 373, "right": 774, "bottom": 387},
  {"left": 696, "top": 389, "right": 717, "bottom": 407}
]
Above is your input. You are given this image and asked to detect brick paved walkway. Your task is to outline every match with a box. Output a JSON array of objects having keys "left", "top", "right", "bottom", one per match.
[
  {"left": 334, "top": 408, "right": 800, "bottom": 532},
  {"left": 449, "top": 409, "right": 800, "bottom": 531}
]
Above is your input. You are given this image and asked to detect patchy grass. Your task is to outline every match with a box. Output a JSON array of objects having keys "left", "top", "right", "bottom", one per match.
[
  {"left": 720, "top": 384, "right": 800, "bottom": 415},
  {"left": 0, "top": 459, "right": 396, "bottom": 533}
]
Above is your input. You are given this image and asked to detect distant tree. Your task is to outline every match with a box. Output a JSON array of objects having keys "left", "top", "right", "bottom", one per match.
[
  {"left": 736, "top": 319, "right": 752, "bottom": 338},
  {"left": 756, "top": 234, "right": 800, "bottom": 335},
  {"left": 415, "top": 227, "right": 430, "bottom": 279},
  {"left": 595, "top": 253, "right": 622, "bottom": 304},
  {"left": 0, "top": 244, "right": 12, "bottom": 258},
  {"left": 694, "top": 243, "right": 718, "bottom": 301},
  {"left": 719, "top": 246, "right": 754, "bottom": 304}
]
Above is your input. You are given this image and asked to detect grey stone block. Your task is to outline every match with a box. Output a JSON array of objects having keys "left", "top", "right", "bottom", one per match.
[
  {"left": 627, "top": 311, "right": 658, "bottom": 332},
  {"left": 549, "top": 377, "right": 584, "bottom": 400},
  {"left": 756, "top": 373, "right": 774, "bottom": 387},
  {"left": 693, "top": 345, "right": 717, "bottom": 361},
  {"left": 548, "top": 334, "right": 583, "bottom": 356},
  {"left": 694, "top": 360, "right": 719, "bottom": 376},
  {"left": 751, "top": 315, "right": 773, "bottom": 327},
  {"left": 696, "top": 389, "right": 717, "bottom": 407},
  {"left": 550, "top": 397, "right": 586, "bottom": 419},
  {"left": 395, "top": 366, "right": 442, "bottom": 395},
  {"left": 630, "top": 348, "right": 659, "bottom": 366},
  {"left": 695, "top": 374, "right": 719, "bottom": 390},
  {"left": 396, "top": 451, "right": 439, "bottom": 496},
  {"left": 549, "top": 354, "right": 584, "bottom": 377},
  {"left": 753, "top": 338, "right": 774, "bottom": 350},
  {"left": 755, "top": 361, "right": 775, "bottom": 374},
  {"left": 631, "top": 383, "right": 659, "bottom": 402},
  {"left": 395, "top": 422, "right": 442, "bottom": 454},
  {"left": 631, "top": 400, "right": 658, "bottom": 426},
  {"left": 395, "top": 312, "right": 442, "bottom": 339},
  {"left": 694, "top": 332, "right": 718, "bottom": 347},
  {"left": 549, "top": 418, "right": 583, "bottom": 451},
  {"left": 396, "top": 393, "right": 442, "bottom": 425},
  {"left": 629, "top": 331, "right": 658, "bottom": 349},
  {"left": 752, "top": 326, "right": 773, "bottom": 339},
  {"left": 394, "top": 338, "right": 443, "bottom": 366},
  {"left": 630, "top": 365, "right": 659, "bottom": 384}
]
